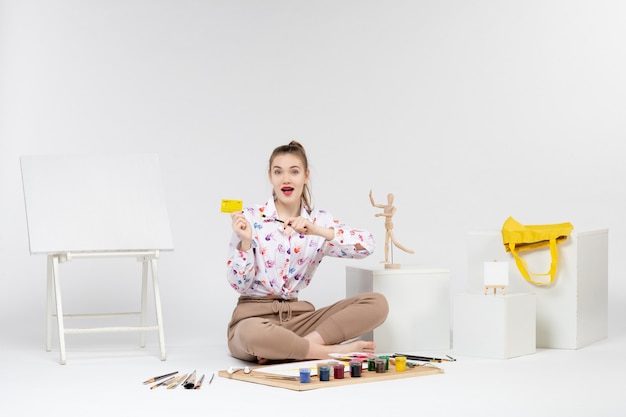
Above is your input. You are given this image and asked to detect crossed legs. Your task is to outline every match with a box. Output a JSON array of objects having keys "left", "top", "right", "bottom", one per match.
[{"left": 227, "top": 292, "right": 389, "bottom": 363}]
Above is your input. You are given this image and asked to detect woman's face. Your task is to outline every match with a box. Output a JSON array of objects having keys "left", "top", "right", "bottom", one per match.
[{"left": 269, "top": 153, "right": 309, "bottom": 208}]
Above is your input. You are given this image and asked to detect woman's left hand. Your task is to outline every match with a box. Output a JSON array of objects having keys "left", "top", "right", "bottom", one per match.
[
  {"left": 286, "top": 216, "right": 311, "bottom": 235},
  {"left": 287, "top": 216, "right": 334, "bottom": 240}
]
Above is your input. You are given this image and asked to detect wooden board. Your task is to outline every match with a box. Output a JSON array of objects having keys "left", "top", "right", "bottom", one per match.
[{"left": 218, "top": 362, "right": 444, "bottom": 391}]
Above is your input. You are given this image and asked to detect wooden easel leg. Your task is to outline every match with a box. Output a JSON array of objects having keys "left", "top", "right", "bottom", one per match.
[
  {"left": 150, "top": 258, "right": 167, "bottom": 361},
  {"left": 51, "top": 255, "right": 67, "bottom": 365}
]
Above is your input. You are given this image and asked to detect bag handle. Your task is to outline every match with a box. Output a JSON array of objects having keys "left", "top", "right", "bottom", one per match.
[{"left": 507, "top": 237, "right": 558, "bottom": 286}]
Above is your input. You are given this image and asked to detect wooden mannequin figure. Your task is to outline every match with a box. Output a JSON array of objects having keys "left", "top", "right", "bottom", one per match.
[{"left": 369, "top": 190, "right": 414, "bottom": 268}]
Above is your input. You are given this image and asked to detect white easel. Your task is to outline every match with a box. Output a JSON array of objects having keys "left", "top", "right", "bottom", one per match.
[{"left": 21, "top": 153, "right": 174, "bottom": 364}]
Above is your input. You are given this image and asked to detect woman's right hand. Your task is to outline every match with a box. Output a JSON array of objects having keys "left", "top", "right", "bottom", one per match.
[{"left": 231, "top": 211, "right": 252, "bottom": 247}]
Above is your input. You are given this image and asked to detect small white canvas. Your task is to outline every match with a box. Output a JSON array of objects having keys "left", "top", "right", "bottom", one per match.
[{"left": 484, "top": 261, "right": 509, "bottom": 286}]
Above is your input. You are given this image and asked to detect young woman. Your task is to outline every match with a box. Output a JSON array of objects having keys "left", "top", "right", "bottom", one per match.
[{"left": 226, "top": 140, "right": 388, "bottom": 363}]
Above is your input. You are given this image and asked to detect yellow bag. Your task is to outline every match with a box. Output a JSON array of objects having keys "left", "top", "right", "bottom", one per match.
[{"left": 501, "top": 216, "right": 574, "bottom": 286}]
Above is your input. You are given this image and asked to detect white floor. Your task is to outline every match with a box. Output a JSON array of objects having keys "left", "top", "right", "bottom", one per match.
[{"left": 3, "top": 332, "right": 625, "bottom": 417}]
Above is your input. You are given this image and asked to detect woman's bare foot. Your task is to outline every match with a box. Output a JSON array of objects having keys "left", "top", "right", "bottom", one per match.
[
  {"left": 334, "top": 339, "right": 376, "bottom": 354},
  {"left": 304, "top": 331, "right": 376, "bottom": 359}
]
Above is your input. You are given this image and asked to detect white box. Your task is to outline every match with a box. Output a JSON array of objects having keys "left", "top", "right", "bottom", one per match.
[
  {"left": 453, "top": 293, "right": 536, "bottom": 359},
  {"left": 467, "top": 229, "right": 608, "bottom": 349},
  {"left": 346, "top": 265, "right": 450, "bottom": 352}
]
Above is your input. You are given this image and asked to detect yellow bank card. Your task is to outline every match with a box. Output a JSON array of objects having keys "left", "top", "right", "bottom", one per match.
[{"left": 221, "top": 199, "right": 243, "bottom": 213}]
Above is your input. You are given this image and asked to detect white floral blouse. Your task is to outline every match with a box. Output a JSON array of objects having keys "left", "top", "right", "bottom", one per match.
[{"left": 226, "top": 197, "right": 375, "bottom": 299}]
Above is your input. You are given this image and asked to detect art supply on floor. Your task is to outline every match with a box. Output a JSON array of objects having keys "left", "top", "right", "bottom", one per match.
[
  {"left": 367, "top": 357, "right": 376, "bottom": 371},
  {"left": 258, "top": 375, "right": 300, "bottom": 381},
  {"left": 194, "top": 374, "right": 205, "bottom": 390},
  {"left": 167, "top": 373, "right": 188, "bottom": 389},
  {"left": 219, "top": 359, "right": 444, "bottom": 391},
  {"left": 393, "top": 353, "right": 456, "bottom": 363},
  {"left": 146, "top": 369, "right": 210, "bottom": 390},
  {"left": 150, "top": 375, "right": 177, "bottom": 390},
  {"left": 350, "top": 361, "right": 362, "bottom": 377},
  {"left": 299, "top": 367, "right": 311, "bottom": 383},
  {"left": 142, "top": 371, "right": 178, "bottom": 385},
  {"left": 395, "top": 356, "right": 407, "bottom": 372},
  {"left": 318, "top": 365, "right": 330, "bottom": 381},
  {"left": 328, "top": 352, "right": 376, "bottom": 361},
  {"left": 375, "top": 358, "right": 386, "bottom": 373},
  {"left": 378, "top": 355, "right": 389, "bottom": 370},
  {"left": 333, "top": 363, "right": 345, "bottom": 379},
  {"left": 183, "top": 370, "right": 197, "bottom": 389},
  {"left": 316, "top": 362, "right": 328, "bottom": 377},
  {"left": 227, "top": 366, "right": 251, "bottom": 374}
]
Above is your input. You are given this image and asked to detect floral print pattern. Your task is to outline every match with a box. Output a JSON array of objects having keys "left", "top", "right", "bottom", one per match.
[{"left": 226, "top": 197, "right": 374, "bottom": 299}]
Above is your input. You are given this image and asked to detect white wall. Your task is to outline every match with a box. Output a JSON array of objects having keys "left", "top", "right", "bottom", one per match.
[{"left": 1, "top": 0, "right": 625, "bottom": 348}]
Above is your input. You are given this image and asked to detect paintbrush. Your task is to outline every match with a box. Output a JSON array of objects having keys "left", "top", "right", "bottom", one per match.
[
  {"left": 166, "top": 373, "right": 188, "bottom": 389},
  {"left": 150, "top": 375, "right": 177, "bottom": 390},
  {"left": 183, "top": 370, "right": 197, "bottom": 389},
  {"left": 193, "top": 374, "right": 205, "bottom": 390},
  {"left": 143, "top": 371, "right": 178, "bottom": 385}
]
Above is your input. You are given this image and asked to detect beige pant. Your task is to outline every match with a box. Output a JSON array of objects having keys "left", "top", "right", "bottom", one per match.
[{"left": 227, "top": 292, "right": 389, "bottom": 362}]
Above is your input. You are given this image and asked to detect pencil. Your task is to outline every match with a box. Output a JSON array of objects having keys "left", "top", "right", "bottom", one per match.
[{"left": 142, "top": 371, "right": 178, "bottom": 385}]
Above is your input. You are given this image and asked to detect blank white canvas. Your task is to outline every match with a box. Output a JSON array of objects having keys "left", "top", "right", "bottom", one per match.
[
  {"left": 484, "top": 261, "right": 509, "bottom": 286},
  {"left": 20, "top": 153, "right": 174, "bottom": 254}
]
